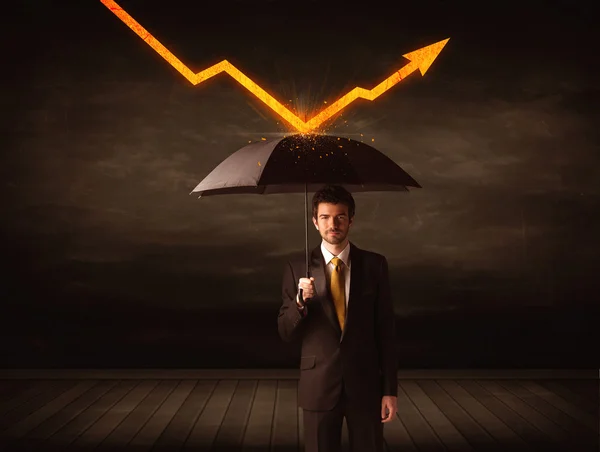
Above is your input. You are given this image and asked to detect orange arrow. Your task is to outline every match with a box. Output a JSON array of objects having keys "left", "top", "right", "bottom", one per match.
[{"left": 100, "top": 0, "right": 449, "bottom": 133}]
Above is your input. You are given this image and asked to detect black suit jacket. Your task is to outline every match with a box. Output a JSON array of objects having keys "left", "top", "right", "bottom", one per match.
[{"left": 278, "top": 241, "right": 398, "bottom": 411}]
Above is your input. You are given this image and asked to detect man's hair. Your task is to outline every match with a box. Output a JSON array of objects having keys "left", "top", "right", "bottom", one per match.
[{"left": 312, "top": 185, "right": 355, "bottom": 219}]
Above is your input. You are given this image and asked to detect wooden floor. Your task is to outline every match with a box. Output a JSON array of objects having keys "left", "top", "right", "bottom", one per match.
[{"left": 0, "top": 371, "right": 597, "bottom": 451}]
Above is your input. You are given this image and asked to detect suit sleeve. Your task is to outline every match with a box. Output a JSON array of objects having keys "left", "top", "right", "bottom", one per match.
[
  {"left": 277, "top": 260, "right": 307, "bottom": 342},
  {"left": 376, "top": 256, "right": 398, "bottom": 396}
]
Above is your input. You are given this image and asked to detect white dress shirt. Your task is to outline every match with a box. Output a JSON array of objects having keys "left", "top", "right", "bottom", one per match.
[{"left": 321, "top": 240, "right": 351, "bottom": 307}]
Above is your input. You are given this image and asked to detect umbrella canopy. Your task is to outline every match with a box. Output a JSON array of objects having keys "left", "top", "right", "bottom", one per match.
[
  {"left": 190, "top": 134, "right": 421, "bottom": 196},
  {"left": 190, "top": 133, "right": 421, "bottom": 302}
]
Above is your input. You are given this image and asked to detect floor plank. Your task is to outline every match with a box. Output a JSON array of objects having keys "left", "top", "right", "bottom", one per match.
[
  {"left": 21, "top": 379, "right": 119, "bottom": 444},
  {"left": 271, "top": 380, "right": 299, "bottom": 452},
  {"left": 383, "top": 409, "right": 418, "bottom": 452},
  {"left": 418, "top": 379, "right": 501, "bottom": 452},
  {"left": 504, "top": 380, "right": 597, "bottom": 434},
  {"left": 477, "top": 380, "right": 570, "bottom": 451},
  {"left": 211, "top": 379, "right": 257, "bottom": 450},
  {"left": 0, "top": 381, "right": 54, "bottom": 418},
  {"left": 456, "top": 379, "right": 562, "bottom": 451},
  {"left": 511, "top": 379, "right": 598, "bottom": 449},
  {"left": 127, "top": 379, "right": 196, "bottom": 451},
  {"left": 341, "top": 417, "right": 350, "bottom": 451},
  {"left": 551, "top": 379, "right": 599, "bottom": 401},
  {"left": 95, "top": 379, "right": 179, "bottom": 450},
  {"left": 42, "top": 379, "right": 139, "bottom": 448},
  {"left": 152, "top": 379, "right": 217, "bottom": 452},
  {"left": 0, "top": 373, "right": 595, "bottom": 452},
  {"left": 538, "top": 379, "right": 598, "bottom": 415},
  {"left": 298, "top": 406, "right": 304, "bottom": 451},
  {"left": 396, "top": 381, "right": 446, "bottom": 452},
  {"left": 182, "top": 379, "right": 237, "bottom": 450},
  {"left": 68, "top": 379, "right": 159, "bottom": 449},
  {"left": 242, "top": 379, "right": 277, "bottom": 450},
  {"left": 401, "top": 380, "right": 474, "bottom": 452},
  {"left": 437, "top": 380, "right": 532, "bottom": 452},
  {"left": 1, "top": 380, "right": 97, "bottom": 441},
  {"left": 0, "top": 380, "right": 75, "bottom": 431}
]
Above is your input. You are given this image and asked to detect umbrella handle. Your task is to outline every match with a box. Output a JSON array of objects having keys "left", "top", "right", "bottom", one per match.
[
  {"left": 297, "top": 268, "right": 311, "bottom": 307},
  {"left": 297, "top": 287, "right": 306, "bottom": 306}
]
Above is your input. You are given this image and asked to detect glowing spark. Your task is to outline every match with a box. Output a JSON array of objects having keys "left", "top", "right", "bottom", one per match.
[{"left": 100, "top": 0, "right": 449, "bottom": 133}]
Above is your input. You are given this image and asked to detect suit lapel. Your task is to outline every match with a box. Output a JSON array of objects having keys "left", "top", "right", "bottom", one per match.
[
  {"left": 310, "top": 245, "right": 342, "bottom": 336},
  {"left": 341, "top": 242, "right": 361, "bottom": 342}
]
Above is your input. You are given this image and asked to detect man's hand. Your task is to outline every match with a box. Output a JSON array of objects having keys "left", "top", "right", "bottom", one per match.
[
  {"left": 381, "top": 396, "right": 397, "bottom": 423},
  {"left": 297, "top": 277, "right": 315, "bottom": 306}
]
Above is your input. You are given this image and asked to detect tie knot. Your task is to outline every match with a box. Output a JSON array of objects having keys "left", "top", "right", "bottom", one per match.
[{"left": 331, "top": 257, "right": 342, "bottom": 269}]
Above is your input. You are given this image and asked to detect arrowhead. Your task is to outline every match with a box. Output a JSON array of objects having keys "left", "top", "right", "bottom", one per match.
[{"left": 403, "top": 38, "right": 450, "bottom": 76}]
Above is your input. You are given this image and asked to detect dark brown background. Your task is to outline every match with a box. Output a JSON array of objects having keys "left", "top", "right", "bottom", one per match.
[{"left": 2, "top": 1, "right": 598, "bottom": 369}]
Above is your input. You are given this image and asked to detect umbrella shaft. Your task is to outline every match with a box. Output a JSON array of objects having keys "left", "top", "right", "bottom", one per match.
[{"left": 305, "top": 182, "right": 309, "bottom": 277}]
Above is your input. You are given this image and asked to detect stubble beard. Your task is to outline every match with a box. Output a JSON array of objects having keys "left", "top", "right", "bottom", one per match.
[{"left": 322, "top": 230, "right": 347, "bottom": 245}]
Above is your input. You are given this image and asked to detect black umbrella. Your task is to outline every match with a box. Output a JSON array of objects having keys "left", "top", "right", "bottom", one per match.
[{"left": 190, "top": 133, "right": 421, "bottom": 302}]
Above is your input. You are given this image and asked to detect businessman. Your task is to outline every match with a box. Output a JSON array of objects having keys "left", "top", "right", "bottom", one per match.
[{"left": 278, "top": 184, "right": 398, "bottom": 452}]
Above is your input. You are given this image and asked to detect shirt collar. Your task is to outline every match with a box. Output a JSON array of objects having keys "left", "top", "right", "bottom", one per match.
[{"left": 321, "top": 240, "right": 351, "bottom": 267}]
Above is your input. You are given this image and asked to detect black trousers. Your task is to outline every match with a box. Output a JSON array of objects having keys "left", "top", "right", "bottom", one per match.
[{"left": 302, "top": 386, "right": 384, "bottom": 452}]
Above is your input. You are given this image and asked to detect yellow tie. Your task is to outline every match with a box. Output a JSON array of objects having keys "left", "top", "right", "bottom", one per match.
[{"left": 330, "top": 257, "right": 346, "bottom": 329}]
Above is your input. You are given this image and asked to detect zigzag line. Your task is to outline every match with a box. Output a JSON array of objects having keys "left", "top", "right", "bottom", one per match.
[{"left": 100, "top": 0, "right": 448, "bottom": 133}]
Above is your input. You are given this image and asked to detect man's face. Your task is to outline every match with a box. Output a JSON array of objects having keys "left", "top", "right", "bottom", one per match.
[{"left": 313, "top": 202, "right": 353, "bottom": 245}]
